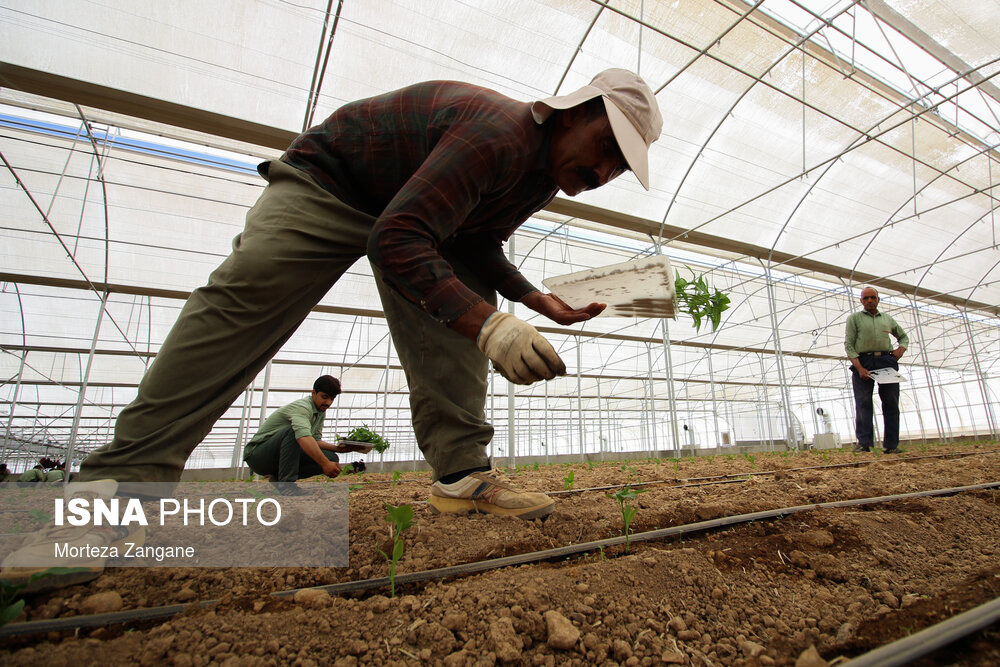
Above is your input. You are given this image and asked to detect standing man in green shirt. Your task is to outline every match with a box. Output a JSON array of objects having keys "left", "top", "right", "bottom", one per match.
[
  {"left": 844, "top": 287, "right": 910, "bottom": 453},
  {"left": 243, "top": 375, "right": 358, "bottom": 493}
]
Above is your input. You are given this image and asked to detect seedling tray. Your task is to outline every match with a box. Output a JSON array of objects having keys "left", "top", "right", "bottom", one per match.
[
  {"left": 337, "top": 440, "right": 374, "bottom": 454},
  {"left": 542, "top": 255, "right": 677, "bottom": 318}
]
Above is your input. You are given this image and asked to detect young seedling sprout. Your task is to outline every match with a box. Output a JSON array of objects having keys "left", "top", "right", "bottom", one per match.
[
  {"left": 379, "top": 503, "right": 413, "bottom": 598},
  {"left": 609, "top": 484, "right": 645, "bottom": 555},
  {"left": 562, "top": 470, "right": 575, "bottom": 490}
]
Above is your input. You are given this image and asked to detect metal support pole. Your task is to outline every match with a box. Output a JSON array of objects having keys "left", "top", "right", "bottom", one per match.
[
  {"left": 506, "top": 237, "right": 516, "bottom": 468},
  {"left": 2, "top": 285, "right": 29, "bottom": 465},
  {"left": 597, "top": 380, "right": 604, "bottom": 462},
  {"left": 728, "top": 400, "right": 738, "bottom": 449},
  {"left": 488, "top": 368, "right": 495, "bottom": 461},
  {"left": 960, "top": 379, "right": 973, "bottom": 438},
  {"left": 231, "top": 385, "right": 253, "bottom": 477},
  {"left": 963, "top": 310, "right": 999, "bottom": 439},
  {"left": 842, "top": 392, "right": 855, "bottom": 447},
  {"left": 660, "top": 319, "right": 680, "bottom": 457},
  {"left": 755, "top": 385, "right": 766, "bottom": 450},
  {"left": 763, "top": 263, "right": 795, "bottom": 450},
  {"left": 64, "top": 291, "right": 108, "bottom": 477},
  {"left": 909, "top": 300, "right": 945, "bottom": 440},
  {"left": 707, "top": 352, "right": 720, "bottom": 455},
  {"left": 544, "top": 380, "right": 549, "bottom": 465},
  {"left": 507, "top": 376, "right": 515, "bottom": 468},
  {"left": 578, "top": 342, "right": 584, "bottom": 460},
  {"left": 759, "top": 354, "right": 775, "bottom": 451},
  {"left": 256, "top": 362, "right": 272, "bottom": 424},
  {"left": 257, "top": 362, "right": 273, "bottom": 469},
  {"left": 1, "top": 351, "right": 27, "bottom": 463},
  {"left": 525, "top": 409, "right": 532, "bottom": 461},
  {"left": 940, "top": 372, "right": 955, "bottom": 440},
  {"left": 381, "top": 337, "right": 396, "bottom": 470},
  {"left": 910, "top": 383, "right": 927, "bottom": 443},
  {"left": 646, "top": 342, "right": 655, "bottom": 455},
  {"left": 804, "top": 358, "right": 819, "bottom": 442}
]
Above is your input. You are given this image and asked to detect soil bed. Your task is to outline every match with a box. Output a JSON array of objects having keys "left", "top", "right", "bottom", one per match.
[{"left": 2, "top": 441, "right": 999, "bottom": 666}]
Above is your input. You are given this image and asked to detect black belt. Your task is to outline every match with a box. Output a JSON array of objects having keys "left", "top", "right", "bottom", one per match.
[{"left": 859, "top": 351, "right": 890, "bottom": 356}]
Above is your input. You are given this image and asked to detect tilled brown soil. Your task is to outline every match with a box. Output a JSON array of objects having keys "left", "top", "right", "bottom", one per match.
[{"left": 2, "top": 441, "right": 999, "bottom": 666}]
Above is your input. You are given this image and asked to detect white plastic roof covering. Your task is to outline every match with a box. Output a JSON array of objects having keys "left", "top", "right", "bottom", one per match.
[{"left": 1, "top": 0, "right": 998, "bottom": 470}]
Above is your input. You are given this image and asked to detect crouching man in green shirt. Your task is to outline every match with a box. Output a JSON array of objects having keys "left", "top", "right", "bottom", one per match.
[{"left": 243, "top": 375, "right": 357, "bottom": 493}]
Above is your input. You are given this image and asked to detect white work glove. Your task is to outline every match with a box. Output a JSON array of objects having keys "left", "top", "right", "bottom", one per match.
[{"left": 477, "top": 312, "right": 566, "bottom": 385}]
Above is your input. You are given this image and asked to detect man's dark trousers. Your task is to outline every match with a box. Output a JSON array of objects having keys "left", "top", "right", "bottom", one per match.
[
  {"left": 244, "top": 426, "right": 339, "bottom": 482},
  {"left": 851, "top": 352, "right": 900, "bottom": 451}
]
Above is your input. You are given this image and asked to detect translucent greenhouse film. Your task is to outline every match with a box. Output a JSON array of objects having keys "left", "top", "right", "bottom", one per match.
[{"left": 2, "top": 0, "right": 998, "bottom": 477}]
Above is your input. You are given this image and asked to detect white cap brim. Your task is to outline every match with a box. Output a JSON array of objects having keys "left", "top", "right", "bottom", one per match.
[
  {"left": 532, "top": 87, "right": 652, "bottom": 191},
  {"left": 602, "top": 97, "right": 650, "bottom": 190}
]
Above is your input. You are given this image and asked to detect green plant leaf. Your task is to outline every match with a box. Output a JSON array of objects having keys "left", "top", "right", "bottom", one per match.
[
  {"left": 623, "top": 506, "right": 636, "bottom": 525},
  {"left": 346, "top": 424, "right": 391, "bottom": 453},
  {"left": 0, "top": 599, "right": 24, "bottom": 626},
  {"left": 674, "top": 267, "right": 730, "bottom": 332},
  {"left": 392, "top": 539, "right": 404, "bottom": 562},
  {"left": 28, "top": 566, "right": 89, "bottom": 583},
  {"left": 385, "top": 503, "right": 414, "bottom": 532}
]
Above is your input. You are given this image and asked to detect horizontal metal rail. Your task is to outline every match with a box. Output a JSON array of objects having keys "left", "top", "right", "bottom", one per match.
[{"left": 2, "top": 481, "right": 997, "bottom": 639}]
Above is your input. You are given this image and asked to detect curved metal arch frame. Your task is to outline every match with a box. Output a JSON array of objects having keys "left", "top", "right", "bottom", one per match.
[{"left": 612, "top": 0, "right": 1000, "bottom": 304}]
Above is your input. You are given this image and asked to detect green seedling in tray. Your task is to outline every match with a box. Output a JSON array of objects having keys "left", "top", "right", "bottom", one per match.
[
  {"left": 674, "top": 267, "right": 731, "bottom": 332},
  {"left": 345, "top": 424, "right": 391, "bottom": 453}
]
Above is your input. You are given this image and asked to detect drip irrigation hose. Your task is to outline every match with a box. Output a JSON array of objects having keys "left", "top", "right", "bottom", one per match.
[
  {"left": 331, "top": 449, "right": 999, "bottom": 491},
  {"left": 2, "top": 480, "right": 997, "bottom": 639},
  {"left": 840, "top": 597, "right": 1000, "bottom": 667},
  {"left": 547, "top": 449, "right": 1000, "bottom": 496}
]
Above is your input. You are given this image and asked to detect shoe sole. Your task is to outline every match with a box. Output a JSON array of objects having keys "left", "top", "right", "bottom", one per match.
[
  {"left": 427, "top": 495, "right": 554, "bottom": 521},
  {"left": 3, "top": 526, "right": 147, "bottom": 594}
]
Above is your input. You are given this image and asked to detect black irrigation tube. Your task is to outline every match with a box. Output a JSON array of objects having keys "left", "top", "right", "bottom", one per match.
[
  {"left": 547, "top": 449, "right": 1000, "bottom": 496},
  {"left": 841, "top": 596, "right": 1000, "bottom": 667},
  {"left": 311, "top": 450, "right": 998, "bottom": 496},
  {"left": 2, "top": 480, "right": 998, "bottom": 640}
]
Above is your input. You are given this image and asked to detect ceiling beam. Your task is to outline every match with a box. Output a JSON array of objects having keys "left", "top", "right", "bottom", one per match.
[
  {"left": 863, "top": 0, "right": 1000, "bottom": 106},
  {"left": 2, "top": 63, "right": 997, "bottom": 318},
  {"left": 0, "top": 62, "right": 295, "bottom": 150}
]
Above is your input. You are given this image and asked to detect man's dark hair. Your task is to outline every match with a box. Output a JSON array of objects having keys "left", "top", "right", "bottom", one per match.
[{"left": 313, "top": 375, "right": 341, "bottom": 396}]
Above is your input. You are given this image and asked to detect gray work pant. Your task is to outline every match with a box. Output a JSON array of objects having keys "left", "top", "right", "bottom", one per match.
[
  {"left": 244, "top": 426, "right": 339, "bottom": 482},
  {"left": 80, "top": 160, "right": 494, "bottom": 483}
]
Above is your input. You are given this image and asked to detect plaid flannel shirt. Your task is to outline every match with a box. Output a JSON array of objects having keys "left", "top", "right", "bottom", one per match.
[{"left": 277, "top": 80, "right": 558, "bottom": 324}]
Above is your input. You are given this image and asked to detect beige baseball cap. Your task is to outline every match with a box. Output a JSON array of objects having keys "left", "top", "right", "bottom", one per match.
[{"left": 531, "top": 69, "right": 662, "bottom": 190}]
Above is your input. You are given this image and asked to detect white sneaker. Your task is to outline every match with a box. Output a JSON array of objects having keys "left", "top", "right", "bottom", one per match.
[
  {"left": 428, "top": 469, "right": 554, "bottom": 520},
  {"left": 0, "top": 480, "right": 146, "bottom": 593}
]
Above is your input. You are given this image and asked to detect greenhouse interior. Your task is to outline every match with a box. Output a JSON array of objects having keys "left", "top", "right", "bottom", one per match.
[{"left": 1, "top": 0, "right": 998, "bottom": 478}]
